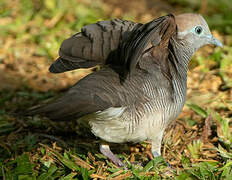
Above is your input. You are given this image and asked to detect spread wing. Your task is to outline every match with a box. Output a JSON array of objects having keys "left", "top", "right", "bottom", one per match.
[
  {"left": 49, "top": 19, "right": 139, "bottom": 73},
  {"left": 113, "top": 14, "right": 177, "bottom": 78},
  {"left": 29, "top": 14, "right": 177, "bottom": 121}
]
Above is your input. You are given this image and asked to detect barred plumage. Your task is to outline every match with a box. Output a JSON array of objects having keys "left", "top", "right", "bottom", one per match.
[{"left": 28, "top": 13, "right": 222, "bottom": 167}]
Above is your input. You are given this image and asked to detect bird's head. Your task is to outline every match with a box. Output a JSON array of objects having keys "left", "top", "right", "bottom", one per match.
[{"left": 175, "top": 13, "right": 222, "bottom": 51}]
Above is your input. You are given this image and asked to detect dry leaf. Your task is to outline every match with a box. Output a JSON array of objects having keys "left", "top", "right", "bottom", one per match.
[{"left": 201, "top": 114, "right": 213, "bottom": 143}]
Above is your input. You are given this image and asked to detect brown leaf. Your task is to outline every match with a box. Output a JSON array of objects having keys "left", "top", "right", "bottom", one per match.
[
  {"left": 90, "top": 174, "right": 106, "bottom": 179},
  {"left": 201, "top": 114, "right": 213, "bottom": 142},
  {"left": 71, "top": 154, "right": 94, "bottom": 170},
  {"left": 110, "top": 172, "right": 133, "bottom": 180}
]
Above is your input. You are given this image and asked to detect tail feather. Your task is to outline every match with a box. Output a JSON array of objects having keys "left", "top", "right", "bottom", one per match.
[
  {"left": 49, "top": 57, "right": 99, "bottom": 73},
  {"left": 26, "top": 96, "right": 98, "bottom": 121},
  {"left": 25, "top": 97, "right": 72, "bottom": 119}
]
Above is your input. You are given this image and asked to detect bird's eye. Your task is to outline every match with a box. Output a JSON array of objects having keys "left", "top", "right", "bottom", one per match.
[{"left": 195, "top": 26, "right": 203, "bottom": 35}]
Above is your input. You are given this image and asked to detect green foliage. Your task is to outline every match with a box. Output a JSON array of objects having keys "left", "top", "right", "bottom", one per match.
[
  {"left": 80, "top": 167, "right": 89, "bottom": 180},
  {"left": 187, "top": 140, "right": 203, "bottom": 159},
  {"left": 1, "top": 154, "right": 37, "bottom": 179},
  {"left": 0, "top": 0, "right": 231, "bottom": 179},
  {"left": 166, "top": 0, "right": 232, "bottom": 34},
  {"left": 213, "top": 46, "right": 232, "bottom": 89},
  {"left": 37, "top": 165, "right": 58, "bottom": 180},
  {"left": 0, "top": 0, "right": 105, "bottom": 58},
  {"left": 212, "top": 112, "right": 232, "bottom": 150},
  {"left": 0, "top": 111, "right": 15, "bottom": 134},
  {"left": 186, "top": 162, "right": 218, "bottom": 180},
  {"left": 187, "top": 104, "right": 208, "bottom": 118},
  {"left": 178, "top": 161, "right": 229, "bottom": 180}
]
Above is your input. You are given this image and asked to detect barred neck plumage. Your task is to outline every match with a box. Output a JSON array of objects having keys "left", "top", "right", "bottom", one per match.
[
  {"left": 169, "top": 38, "right": 194, "bottom": 77},
  {"left": 168, "top": 38, "right": 195, "bottom": 103}
]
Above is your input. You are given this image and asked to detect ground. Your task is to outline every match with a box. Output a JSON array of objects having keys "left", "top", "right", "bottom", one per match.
[{"left": 0, "top": 0, "right": 231, "bottom": 179}]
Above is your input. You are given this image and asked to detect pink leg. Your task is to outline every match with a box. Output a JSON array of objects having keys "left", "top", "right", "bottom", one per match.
[{"left": 100, "top": 144, "right": 124, "bottom": 167}]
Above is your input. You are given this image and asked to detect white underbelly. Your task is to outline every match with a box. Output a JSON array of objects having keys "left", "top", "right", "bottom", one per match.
[{"left": 88, "top": 104, "right": 182, "bottom": 144}]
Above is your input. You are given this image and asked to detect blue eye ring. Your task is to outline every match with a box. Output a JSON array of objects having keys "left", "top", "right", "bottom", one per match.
[{"left": 195, "top": 26, "right": 203, "bottom": 35}]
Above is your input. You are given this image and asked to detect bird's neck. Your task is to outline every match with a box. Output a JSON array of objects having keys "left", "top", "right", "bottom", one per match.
[
  {"left": 167, "top": 39, "right": 195, "bottom": 102},
  {"left": 169, "top": 38, "right": 194, "bottom": 76}
]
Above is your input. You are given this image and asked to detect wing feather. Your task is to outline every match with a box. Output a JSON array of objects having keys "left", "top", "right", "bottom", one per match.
[
  {"left": 116, "top": 14, "right": 177, "bottom": 78},
  {"left": 49, "top": 19, "right": 137, "bottom": 73},
  {"left": 30, "top": 15, "right": 177, "bottom": 121}
]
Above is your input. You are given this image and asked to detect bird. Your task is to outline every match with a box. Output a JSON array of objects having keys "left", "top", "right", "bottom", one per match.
[{"left": 29, "top": 13, "right": 222, "bottom": 167}]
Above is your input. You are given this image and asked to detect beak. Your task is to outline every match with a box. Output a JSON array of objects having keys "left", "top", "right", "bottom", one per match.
[{"left": 209, "top": 35, "right": 223, "bottom": 47}]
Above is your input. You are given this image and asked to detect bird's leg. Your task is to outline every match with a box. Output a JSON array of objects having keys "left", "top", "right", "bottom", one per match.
[
  {"left": 99, "top": 144, "right": 125, "bottom": 167},
  {"left": 151, "top": 132, "right": 163, "bottom": 158},
  {"left": 151, "top": 131, "right": 173, "bottom": 168}
]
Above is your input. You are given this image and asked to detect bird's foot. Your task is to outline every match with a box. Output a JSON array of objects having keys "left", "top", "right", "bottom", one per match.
[
  {"left": 152, "top": 151, "right": 173, "bottom": 169},
  {"left": 100, "top": 144, "right": 125, "bottom": 167},
  {"left": 152, "top": 151, "right": 161, "bottom": 158}
]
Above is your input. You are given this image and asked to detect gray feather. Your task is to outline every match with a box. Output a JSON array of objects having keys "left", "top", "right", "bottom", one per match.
[
  {"left": 49, "top": 19, "right": 138, "bottom": 73},
  {"left": 29, "top": 14, "right": 221, "bottom": 159}
]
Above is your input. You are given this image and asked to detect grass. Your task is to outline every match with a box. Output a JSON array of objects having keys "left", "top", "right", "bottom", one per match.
[
  {"left": 0, "top": 0, "right": 232, "bottom": 179},
  {"left": 166, "top": 0, "right": 232, "bottom": 34}
]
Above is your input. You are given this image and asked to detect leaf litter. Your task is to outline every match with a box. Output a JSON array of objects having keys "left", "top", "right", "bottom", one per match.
[{"left": 0, "top": 0, "right": 232, "bottom": 179}]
